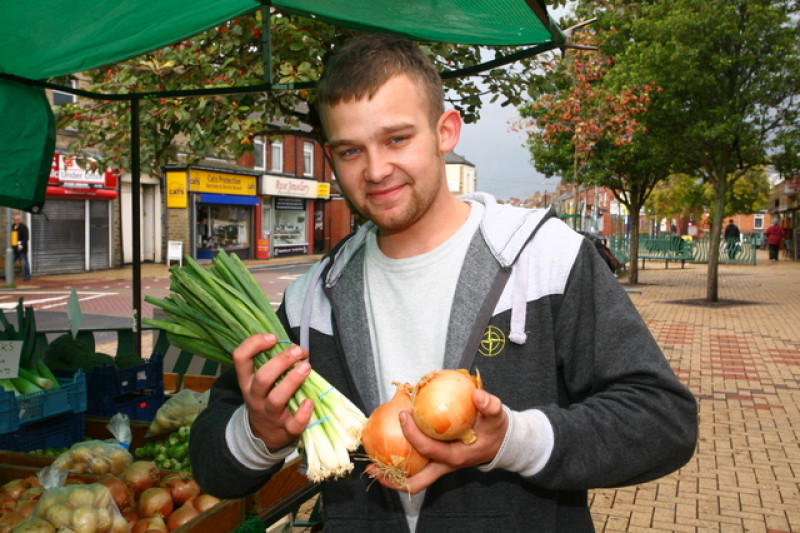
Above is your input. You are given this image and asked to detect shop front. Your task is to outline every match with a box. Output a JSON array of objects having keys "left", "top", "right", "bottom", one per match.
[
  {"left": 166, "top": 166, "right": 259, "bottom": 261},
  {"left": 259, "top": 175, "right": 329, "bottom": 258},
  {"left": 31, "top": 154, "right": 118, "bottom": 274}
]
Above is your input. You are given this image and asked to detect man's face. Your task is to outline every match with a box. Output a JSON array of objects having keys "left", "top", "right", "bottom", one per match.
[
  {"left": 321, "top": 74, "right": 455, "bottom": 234},
  {"left": 13, "top": 215, "right": 20, "bottom": 225}
]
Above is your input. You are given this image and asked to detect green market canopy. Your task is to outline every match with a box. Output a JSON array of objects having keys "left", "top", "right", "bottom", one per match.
[
  {"left": 0, "top": 0, "right": 564, "bottom": 211},
  {"left": 0, "top": 0, "right": 564, "bottom": 348}
]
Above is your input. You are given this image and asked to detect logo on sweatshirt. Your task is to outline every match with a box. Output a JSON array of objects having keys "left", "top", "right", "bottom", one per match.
[{"left": 479, "top": 325, "right": 505, "bottom": 357}]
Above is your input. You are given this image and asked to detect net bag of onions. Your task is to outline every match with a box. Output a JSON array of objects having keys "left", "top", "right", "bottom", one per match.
[
  {"left": 52, "top": 413, "right": 133, "bottom": 476},
  {"left": 21, "top": 465, "right": 129, "bottom": 533}
]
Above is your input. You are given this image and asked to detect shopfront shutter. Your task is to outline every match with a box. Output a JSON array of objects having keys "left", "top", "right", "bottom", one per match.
[
  {"left": 31, "top": 199, "right": 86, "bottom": 274},
  {"left": 88, "top": 199, "right": 111, "bottom": 270}
]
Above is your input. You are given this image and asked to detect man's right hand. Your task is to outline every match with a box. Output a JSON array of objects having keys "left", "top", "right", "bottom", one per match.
[{"left": 232, "top": 334, "right": 314, "bottom": 452}]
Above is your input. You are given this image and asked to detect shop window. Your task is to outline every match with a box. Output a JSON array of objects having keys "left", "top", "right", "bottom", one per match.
[
  {"left": 273, "top": 197, "right": 308, "bottom": 254},
  {"left": 270, "top": 139, "right": 283, "bottom": 172},
  {"left": 254, "top": 139, "right": 266, "bottom": 170},
  {"left": 303, "top": 141, "right": 314, "bottom": 177},
  {"left": 196, "top": 204, "right": 251, "bottom": 258}
]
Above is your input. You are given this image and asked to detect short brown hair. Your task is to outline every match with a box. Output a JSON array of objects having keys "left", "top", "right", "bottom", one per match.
[{"left": 315, "top": 34, "right": 444, "bottom": 128}]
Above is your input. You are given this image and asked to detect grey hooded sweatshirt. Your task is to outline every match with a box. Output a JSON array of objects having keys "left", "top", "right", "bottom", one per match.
[{"left": 190, "top": 193, "right": 698, "bottom": 532}]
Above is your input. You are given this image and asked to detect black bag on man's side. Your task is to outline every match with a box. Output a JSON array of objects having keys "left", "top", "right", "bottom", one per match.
[{"left": 578, "top": 231, "right": 621, "bottom": 272}]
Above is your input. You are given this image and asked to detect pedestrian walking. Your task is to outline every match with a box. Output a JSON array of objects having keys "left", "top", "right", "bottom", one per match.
[
  {"left": 11, "top": 213, "right": 30, "bottom": 280},
  {"left": 723, "top": 218, "right": 740, "bottom": 260},
  {"left": 765, "top": 219, "right": 785, "bottom": 261},
  {"left": 190, "top": 33, "right": 698, "bottom": 532}
]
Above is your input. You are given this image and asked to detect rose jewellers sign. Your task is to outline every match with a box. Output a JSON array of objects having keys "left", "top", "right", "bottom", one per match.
[{"left": 261, "top": 176, "right": 328, "bottom": 199}]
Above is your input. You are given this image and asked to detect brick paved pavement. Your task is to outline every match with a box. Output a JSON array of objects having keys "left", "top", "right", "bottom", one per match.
[
  {"left": 9, "top": 250, "right": 800, "bottom": 532},
  {"left": 590, "top": 251, "right": 800, "bottom": 533}
]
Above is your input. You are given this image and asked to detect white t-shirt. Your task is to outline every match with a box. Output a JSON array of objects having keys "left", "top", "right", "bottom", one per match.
[{"left": 364, "top": 201, "right": 482, "bottom": 531}]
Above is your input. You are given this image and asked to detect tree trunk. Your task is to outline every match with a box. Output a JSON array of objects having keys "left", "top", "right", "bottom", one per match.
[
  {"left": 628, "top": 200, "right": 641, "bottom": 284},
  {"left": 706, "top": 177, "right": 728, "bottom": 302}
]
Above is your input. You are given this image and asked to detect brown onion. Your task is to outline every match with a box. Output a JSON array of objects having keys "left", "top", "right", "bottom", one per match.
[
  {"left": 188, "top": 494, "right": 220, "bottom": 513},
  {"left": 100, "top": 475, "right": 133, "bottom": 511},
  {"left": 132, "top": 515, "right": 169, "bottom": 533},
  {"left": 159, "top": 473, "right": 200, "bottom": 506},
  {"left": 361, "top": 383, "right": 429, "bottom": 488},
  {"left": 121, "top": 507, "right": 140, "bottom": 529},
  {"left": 137, "top": 487, "right": 173, "bottom": 519},
  {"left": 0, "top": 510, "right": 25, "bottom": 532},
  {"left": 0, "top": 479, "right": 30, "bottom": 499},
  {"left": 123, "top": 461, "right": 160, "bottom": 497},
  {"left": 166, "top": 502, "right": 200, "bottom": 531},
  {"left": 14, "top": 498, "right": 38, "bottom": 518},
  {"left": 412, "top": 369, "right": 482, "bottom": 444}
]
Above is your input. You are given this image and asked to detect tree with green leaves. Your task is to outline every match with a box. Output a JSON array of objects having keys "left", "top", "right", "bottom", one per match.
[
  {"left": 609, "top": 0, "right": 799, "bottom": 301},
  {"left": 516, "top": 27, "right": 661, "bottom": 282},
  {"left": 53, "top": 10, "right": 547, "bottom": 181}
]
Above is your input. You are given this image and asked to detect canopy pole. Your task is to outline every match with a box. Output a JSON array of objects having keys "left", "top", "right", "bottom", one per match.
[{"left": 131, "top": 97, "right": 143, "bottom": 355}]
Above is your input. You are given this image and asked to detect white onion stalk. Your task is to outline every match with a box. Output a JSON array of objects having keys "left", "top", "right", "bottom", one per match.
[{"left": 144, "top": 250, "right": 366, "bottom": 482}]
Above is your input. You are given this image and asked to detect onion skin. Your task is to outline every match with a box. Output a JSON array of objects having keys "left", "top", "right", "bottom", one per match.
[
  {"left": 166, "top": 502, "right": 200, "bottom": 531},
  {"left": 132, "top": 515, "right": 169, "bottom": 533},
  {"left": 137, "top": 487, "right": 174, "bottom": 519},
  {"left": 189, "top": 494, "right": 220, "bottom": 513},
  {"left": 124, "top": 461, "right": 160, "bottom": 498},
  {"left": 159, "top": 473, "right": 201, "bottom": 507},
  {"left": 361, "top": 383, "right": 429, "bottom": 484},
  {"left": 100, "top": 475, "right": 133, "bottom": 511},
  {"left": 412, "top": 369, "right": 482, "bottom": 444}
]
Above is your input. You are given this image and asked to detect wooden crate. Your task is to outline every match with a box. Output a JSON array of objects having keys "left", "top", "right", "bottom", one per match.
[
  {"left": 245, "top": 456, "right": 318, "bottom": 516},
  {"left": 0, "top": 464, "right": 245, "bottom": 533},
  {"left": 164, "top": 373, "right": 216, "bottom": 394}
]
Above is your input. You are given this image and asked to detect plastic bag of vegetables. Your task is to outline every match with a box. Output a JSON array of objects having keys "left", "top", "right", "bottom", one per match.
[
  {"left": 145, "top": 389, "right": 209, "bottom": 437},
  {"left": 20, "top": 465, "right": 129, "bottom": 533},
  {"left": 52, "top": 413, "right": 133, "bottom": 476}
]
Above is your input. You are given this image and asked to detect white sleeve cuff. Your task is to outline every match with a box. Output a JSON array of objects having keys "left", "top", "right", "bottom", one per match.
[
  {"left": 477, "top": 407, "right": 554, "bottom": 478},
  {"left": 225, "top": 405, "right": 297, "bottom": 470}
]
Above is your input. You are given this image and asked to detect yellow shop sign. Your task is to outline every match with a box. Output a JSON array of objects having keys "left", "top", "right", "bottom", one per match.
[
  {"left": 189, "top": 169, "right": 257, "bottom": 196},
  {"left": 166, "top": 171, "right": 188, "bottom": 208}
]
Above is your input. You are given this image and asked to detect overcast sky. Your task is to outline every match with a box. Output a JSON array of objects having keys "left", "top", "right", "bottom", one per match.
[
  {"left": 455, "top": 98, "right": 557, "bottom": 201},
  {"left": 453, "top": 3, "right": 573, "bottom": 202}
]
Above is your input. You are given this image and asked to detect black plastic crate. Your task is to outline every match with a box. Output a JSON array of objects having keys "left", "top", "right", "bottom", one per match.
[
  {"left": 53, "top": 351, "right": 164, "bottom": 402},
  {"left": 87, "top": 384, "right": 165, "bottom": 421}
]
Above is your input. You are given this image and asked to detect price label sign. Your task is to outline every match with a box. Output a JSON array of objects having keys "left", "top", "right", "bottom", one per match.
[{"left": 0, "top": 341, "right": 23, "bottom": 379}]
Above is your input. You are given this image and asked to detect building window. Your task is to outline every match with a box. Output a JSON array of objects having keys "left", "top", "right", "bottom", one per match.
[
  {"left": 254, "top": 139, "right": 266, "bottom": 171},
  {"left": 270, "top": 139, "right": 283, "bottom": 173},
  {"left": 52, "top": 80, "right": 77, "bottom": 106},
  {"left": 303, "top": 141, "right": 314, "bottom": 177},
  {"left": 754, "top": 214, "right": 764, "bottom": 230}
]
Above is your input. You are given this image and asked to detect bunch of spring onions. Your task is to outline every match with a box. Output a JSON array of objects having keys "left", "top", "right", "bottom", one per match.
[{"left": 143, "top": 250, "right": 366, "bottom": 482}]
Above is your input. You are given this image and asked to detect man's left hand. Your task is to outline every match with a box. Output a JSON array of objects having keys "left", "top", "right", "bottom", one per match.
[{"left": 366, "top": 389, "right": 509, "bottom": 494}]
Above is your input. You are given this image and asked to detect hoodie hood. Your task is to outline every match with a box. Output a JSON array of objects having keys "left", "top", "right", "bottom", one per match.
[{"left": 323, "top": 192, "right": 556, "bottom": 286}]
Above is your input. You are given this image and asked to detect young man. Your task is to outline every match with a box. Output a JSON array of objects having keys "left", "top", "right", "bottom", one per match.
[{"left": 190, "top": 34, "right": 697, "bottom": 532}]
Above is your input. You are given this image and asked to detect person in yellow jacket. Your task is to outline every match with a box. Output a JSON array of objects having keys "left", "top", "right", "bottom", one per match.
[{"left": 11, "top": 213, "right": 30, "bottom": 280}]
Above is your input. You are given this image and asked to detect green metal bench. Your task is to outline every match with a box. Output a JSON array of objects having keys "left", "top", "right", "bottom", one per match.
[{"left": 638, "top": 236, "right": 694, "bottom": 269}]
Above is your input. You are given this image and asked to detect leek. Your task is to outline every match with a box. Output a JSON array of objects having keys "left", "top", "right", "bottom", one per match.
[
  {"left": 18, "top": 367, "right": 52, "bottom": 389},
  {"left": 11, "top": 375, "right": 41, "bottom": 394},
  {"left": 144, "top": 250, "right": 367, "bottom": 482},
  {"left": 0, "top": 378, "right": 19, "bottom": 395}
]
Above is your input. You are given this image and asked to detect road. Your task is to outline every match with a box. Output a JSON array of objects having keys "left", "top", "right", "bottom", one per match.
[{"left": 0, "top": 263, "right": 312, "bottom": 331}]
